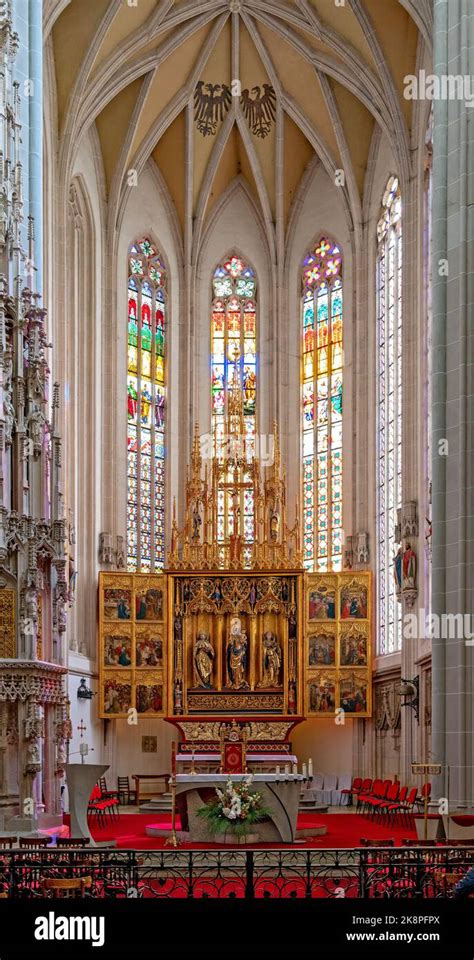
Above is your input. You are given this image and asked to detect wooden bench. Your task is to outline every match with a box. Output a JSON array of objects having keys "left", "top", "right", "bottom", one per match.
[{"left": 132, "top": 774, "right": 169, "bottom": 805}]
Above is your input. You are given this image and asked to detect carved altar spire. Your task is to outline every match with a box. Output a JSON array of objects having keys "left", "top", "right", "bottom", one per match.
[{"left": 167, "top": 383, "right": 301, "bottom": 572}]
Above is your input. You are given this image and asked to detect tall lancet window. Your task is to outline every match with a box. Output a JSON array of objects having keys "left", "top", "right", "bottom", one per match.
[
  {"left": 211, "top": 255, "right": 257, "bottom": 559},
  {"left": 302, "top": 237, "right": 343, "bottom": 572},
  {"left": 376, "top": 176, "right": 402, "bottom": 654},
  {"left": 127, "top": 238, "right": 166, "bottom": 571}
]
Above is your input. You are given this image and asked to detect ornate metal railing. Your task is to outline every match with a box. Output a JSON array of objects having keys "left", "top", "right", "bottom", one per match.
[{"left": 0, "top": 847, "right": 472, "bottom": 898}]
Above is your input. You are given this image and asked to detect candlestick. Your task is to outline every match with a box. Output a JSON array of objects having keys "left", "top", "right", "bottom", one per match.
[
  {"left": 308, "top": 758, "right": 313, "bottom": 778},
  {"left": 302, "top": 762, "right": 307, "bottom": 778},
  {"left": 166, "top": 742, "right": 180, "bottom": 848}
]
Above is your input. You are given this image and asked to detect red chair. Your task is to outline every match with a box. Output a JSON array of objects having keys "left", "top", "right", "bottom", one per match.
[
  {"left": 339, "top": 776, "right": 362, "bottom": 806},
  {"left": 415, "top": 782, "right": 432, "bottom": 811},
  {"left": 389, "top": 786, "right": 418, "bottom": 827},
  {"left": 87, "top": 785, "right": 118, "bottom": 828},
  {"left": 359, "top": 779, "right": 392, "bottom": 816},
  {"left": 357, "top": 778, "right": 383, "bottom": 813},
  {"left": 360, "top": 838, "right": 395, "bottom": 846},
  {"left": 363, "top": 780, "right": 393, "bottom": 818},
  {"left": 385, "top": 785, "right": 408, "bottom": 823},
  {"left": 372, "top": 781, "right": 400, "bottom": 821},
  {"left": 401, "top": 838, "right": 442, "bottom": 847}
]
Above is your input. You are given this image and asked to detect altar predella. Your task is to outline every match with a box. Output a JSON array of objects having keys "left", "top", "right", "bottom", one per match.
[{"left": 98, "top": 383, "right": 371, "bottom": 755}]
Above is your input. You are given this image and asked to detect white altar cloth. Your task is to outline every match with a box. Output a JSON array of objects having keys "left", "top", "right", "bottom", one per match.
[
  {"left": 176, "top": 773, "right": 305, "bottom": 782},
  {"left": 176, "top": 754, "right": 298, "bottom": 764}
]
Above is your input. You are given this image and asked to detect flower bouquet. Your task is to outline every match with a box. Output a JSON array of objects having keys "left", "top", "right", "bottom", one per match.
[{"left": 196, "top": 776, "right": 271, "bottom": 839}]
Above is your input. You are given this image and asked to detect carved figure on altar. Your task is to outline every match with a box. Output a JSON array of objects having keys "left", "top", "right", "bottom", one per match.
[
  {"left": 193, "top": 632, "right": 215, "bottom": 688},
  {"left": 402, "top": 542, "right": 416, "bottom": 589},
  {"left": 270, "top": 503, "right": 280, "bottom": 541},
  {"left": 191, "top": 498, "right": 202, "bottom": 542},
  {"left": 260, "top": 631, "right": 281, "bottom": 687},
  {"left": 226, "top": 616, "right": 248, "bottom": 689},
  {"left": 249, "top": 580, "right": 257, "bottom": 610}
]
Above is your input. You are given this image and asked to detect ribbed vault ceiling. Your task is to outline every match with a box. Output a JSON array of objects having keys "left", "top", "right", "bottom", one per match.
[{"left": 45, "top": 0, "right": 430, "bottom": 242}]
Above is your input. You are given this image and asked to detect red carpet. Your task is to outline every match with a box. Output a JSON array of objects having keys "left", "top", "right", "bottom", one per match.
[{"left": 84, "top": 812, "right": 417, "bottom": 849}]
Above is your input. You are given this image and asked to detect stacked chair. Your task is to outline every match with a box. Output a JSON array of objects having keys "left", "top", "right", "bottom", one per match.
[
  {"left": 356, "top": 779, "right": 431, "bottom": 827},
  {"left": 87, "top": 783, "right": 120, "bottom": 828}
]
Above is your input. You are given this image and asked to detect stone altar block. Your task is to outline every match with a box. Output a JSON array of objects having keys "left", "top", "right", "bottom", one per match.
[{"left": 173, "top": 773, "right": 305, "bottom": 843}]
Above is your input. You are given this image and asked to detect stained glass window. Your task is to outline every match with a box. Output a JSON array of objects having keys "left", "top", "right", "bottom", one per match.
[
  {"left": 376, "top": 176, "right": 402, "bottom": 654},
  {"left": 211, "top": 255, "right": 257, "bottom": 563},
  {"left": 302, "top": 237, "right": 343, "bottom": 572},
  {"left": 127, "top": 239, "right": 166, "bottom": 571}
]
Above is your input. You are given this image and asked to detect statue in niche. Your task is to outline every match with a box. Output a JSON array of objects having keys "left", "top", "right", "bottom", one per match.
[
  {"left": 402, "top": 542, "right": 417, "bottom": 589},
  {"left": 270, "top": 502, "right": 280, "bottom": 541},
  {"left": 193, "top": 631, "right": 214, "bottom": 688},
  {"left": 249, "top": 581, "right": 257, "bottom": 611},
  {"left": 27, "top": 404, "right": 47, "bottom": 456},
  {"left": 393, "top": 546, "right": 403, "bottom": 593},
  {"left": 226, "top": 616, "right": 248, "bottom": 690},
  {"left": 191, "top": 498, "right": 202, "bottom": 542},
  {"left": 3, "top": 391, "right": 16, "bottom": 445},
  {"left": 174, "top": 679, "right": 183, "bottom": 715},
  {"left": 259, "top": 631, "right": 281, "bottom": 688}
]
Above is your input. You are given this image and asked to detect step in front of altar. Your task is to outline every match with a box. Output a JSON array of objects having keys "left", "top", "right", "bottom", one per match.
[
  {"left": 144, "top": 823, "right": 328, "bottom": 841},
  {"left": 139, "top": 793, "right": 173, "bottom": 812}
]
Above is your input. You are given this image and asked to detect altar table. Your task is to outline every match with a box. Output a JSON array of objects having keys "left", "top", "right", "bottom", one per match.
[{"left": 174, "top": 773, "right": 305, "bottom": 843}]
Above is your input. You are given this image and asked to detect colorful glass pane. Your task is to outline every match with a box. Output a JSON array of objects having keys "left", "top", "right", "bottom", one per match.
[
  {"left": 126, "top": 238, "right": 166, "bottom": 571},
  {"left": 302, "top": 236, "right": 343, "bottom": 571},
  {"left": 211, "top": 254, "right": 257, "bottom": 561}
]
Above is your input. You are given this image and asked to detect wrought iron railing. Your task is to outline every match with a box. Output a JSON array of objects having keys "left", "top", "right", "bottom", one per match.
[{"left": 0, "top": 847, "right": 472, "bottom": 898}]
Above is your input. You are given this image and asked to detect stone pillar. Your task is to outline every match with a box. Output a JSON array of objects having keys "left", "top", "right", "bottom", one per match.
[{"left": 431, "top": 0, "right": 474, "bottom": 806}]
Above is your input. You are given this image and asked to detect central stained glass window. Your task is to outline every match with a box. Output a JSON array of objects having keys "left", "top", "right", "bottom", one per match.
[
  {"left": 211, "top": 255, "right": 257, "bottom": 563},
  {"left": 302, "top": 237, "right": 343, "bottom": 572},
  {"left": 127, "top": 238, "right": 166, "bottom": 571}
]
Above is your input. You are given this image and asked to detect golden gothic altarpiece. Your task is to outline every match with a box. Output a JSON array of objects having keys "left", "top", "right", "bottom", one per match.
[{"left": 98, "top": 388, "right": 372, "bottom": 755}]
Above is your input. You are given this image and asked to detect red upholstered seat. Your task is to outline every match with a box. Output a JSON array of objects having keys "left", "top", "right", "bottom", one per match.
[
  {"left": 339, "top": 776, "right": 363, "bottom": 804},
  {"left": 88, "top": 783, "right": 120, "bottom": 828},
  {"left": 359, "top": 779, "right": 393, "bottom": 816}
]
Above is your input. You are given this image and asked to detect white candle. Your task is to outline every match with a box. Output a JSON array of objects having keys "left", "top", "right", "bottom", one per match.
[
  {"left": 302, "top": 762, "right": 307, "bottom": 778},
  {"left": 276, "top": 765, "right": 281, "bottom": 774},
  {"left": 292, "top": 762, "right": 297, "bottom": 775},
  {"left": 308, "top": 758, "right": 313, "bottom": 777},
  {"left": 285, "top": 764, "right": 290, "bottom": 775}
]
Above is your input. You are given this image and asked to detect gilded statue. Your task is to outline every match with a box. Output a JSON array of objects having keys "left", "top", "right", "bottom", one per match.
[
  {"left": 260, "top": 631, "right": 281, "bottom": 687},
  {"left": 193, "top": 631, "right": 214, "bottom": 688},
  {"left": 226, "top": 616, "right": 248, "bottom": 689}
]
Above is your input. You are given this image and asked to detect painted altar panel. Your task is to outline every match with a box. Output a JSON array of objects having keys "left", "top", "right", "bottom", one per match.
[
  {"left": 98, "top": 571, "right": 370, "bottom": 719},
  {"left": 98, "top": 572, "right": 167, "bottom": 718},
  {"left": 305, "top": 572, "right": 372, "bottom": 717},
  {"left": 168, "top": 572, "right": 303, "bottom": 717}
]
